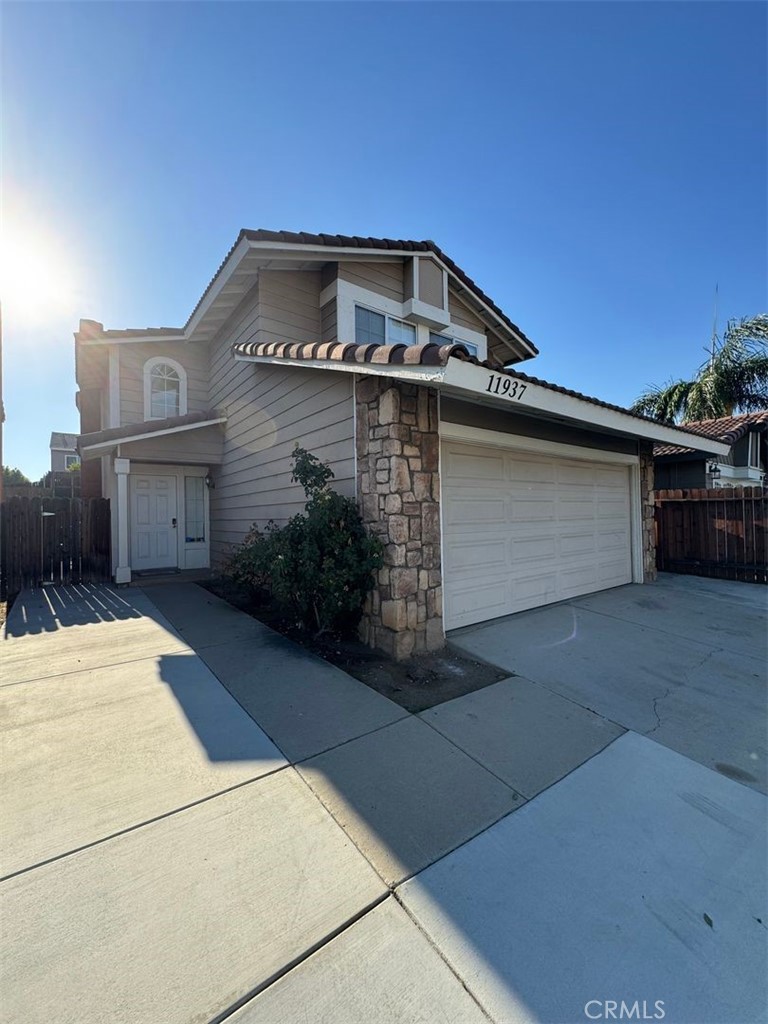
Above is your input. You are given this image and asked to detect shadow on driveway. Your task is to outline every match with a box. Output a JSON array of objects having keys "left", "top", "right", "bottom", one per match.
[{"left": 4, "top": 584, "right": 143, "bottom": 637}]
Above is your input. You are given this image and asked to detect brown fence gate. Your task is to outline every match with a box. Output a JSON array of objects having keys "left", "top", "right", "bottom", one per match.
[
  {"left": 1, "top": 497, "right": 111, "bottom": 597},
  {"left": 655, "top": 487, "right": 767, "bottom": 584}
]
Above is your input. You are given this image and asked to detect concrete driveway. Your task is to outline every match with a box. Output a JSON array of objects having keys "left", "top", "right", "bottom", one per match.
[
  {"left": 2, "top": 578, "right": 766, "bottom": 1023},
  {"left": 451, "top": 573, "right": 768, "bottom": 793}
]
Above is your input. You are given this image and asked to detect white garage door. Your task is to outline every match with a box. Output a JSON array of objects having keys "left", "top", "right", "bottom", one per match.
[{"left": 442, "top": 440, "right": 634, "bottom": 629}]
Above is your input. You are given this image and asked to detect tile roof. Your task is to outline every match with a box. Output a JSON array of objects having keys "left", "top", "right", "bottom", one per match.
[
  {"left": 187, "top": 228, "right": 538, "bottom": 355},
  {"left": 76, "top": 319, "right": 185, "bottom": 340},
  {"left": 50, "top": 431, "right": 79, "bottom": 450},
  {"left": 79, "top": 411, "right": 222, "bottom": 449},
  {"left": 654, "top": 411, "right": 768, "bottom": 457},
  {"left": 232, "top": 339, "right": 724, "bottom": 444}
]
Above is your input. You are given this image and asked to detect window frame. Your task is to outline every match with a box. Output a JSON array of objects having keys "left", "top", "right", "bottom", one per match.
[
  {"left": 429, "top": 331, "right": 479, "bottom": 358},
  {"left": 183, "top": 475, "right": 206, "bottom": 544},
  {"left": 354, "top": 303, "right": 417, "bottom": 347},
  {"left": 64, "top": 454, "right": 80, "bottom": 469},
  {"left": 143, "top": 356, "right": 188, "bottom": 421}
]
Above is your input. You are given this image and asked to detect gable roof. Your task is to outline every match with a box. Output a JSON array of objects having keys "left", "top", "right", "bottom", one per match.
[
  {"left": 654, "top": 411, "right": 768, "bottom": 457},
  {"left": 75, "top": 229, "right": 537, "bottom": 362},
  {"left": 189, "top": 229, "right": 538, "bottom": 356},
  {"left": 232, "top": 339, "right": 729, "bottom": 452},
  {"left": 50, "top": 431, "right": 78, "bottom": 450}
]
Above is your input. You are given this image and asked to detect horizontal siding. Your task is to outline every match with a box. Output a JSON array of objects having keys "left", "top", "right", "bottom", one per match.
[
  {"left": 321, "top": 299, "right": 337, "bottom": 344},
  {"left": 76, "top": 345, "right": 108, "bottom": 390},
  {"left": 339, "top": 261, "right": 404, "bottom": 302},
  {"left": 207, "top": 271, "right": 354, "bottom": 569},
  {"left": 448, "top": 290, "right": 487, "bottom": 332},
  {"left": 119, "top": 341, "right": 209, "bottom": 426},
  {"left": 121, "top": 426, "right": 224, "bottom": 465}
]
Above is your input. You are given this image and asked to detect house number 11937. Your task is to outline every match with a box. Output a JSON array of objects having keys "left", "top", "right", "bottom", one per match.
[{"left": 486, "top": 374, "right": 528, "bottom": 401}]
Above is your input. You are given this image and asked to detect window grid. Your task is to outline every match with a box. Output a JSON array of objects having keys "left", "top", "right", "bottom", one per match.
[
  {"left": 184, "top": 476, "right": 205, "bottom": 543},
  {"left": 150, "top": 363, "right": 181, "bottom": 419},
  {"left": 430, "top": 332, "right": 479, "bottom": 357},
  {"left": 355, "top": 305, "right": 417, "bottom": 347}
]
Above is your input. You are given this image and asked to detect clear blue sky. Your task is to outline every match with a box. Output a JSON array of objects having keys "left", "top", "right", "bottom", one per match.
[{"left": 2, "top": 1, "right": 766, "bottom": 479}]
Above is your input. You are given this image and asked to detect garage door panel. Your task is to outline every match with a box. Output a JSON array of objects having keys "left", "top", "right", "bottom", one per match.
[
  {"left": 442, "top": 440, "right": 634, "bottom": 629},
  {"left": 445, "top": 539, "right": 504, "bottom": 572},
  {"left": 598, "top": 530, "right": 629, "bottom": 553},
  {"left": 557, "top": 463, "right": 596, "bottom": 485},
  {"left": 445, "top": 497, "right": 507, "bottom": 526},
  {"left": 559, "top": 532, "right": 598, "bottom": 557},
  {"left": 445, "top": 582, "right": 510, "bottom": 622},
  {"left": 512, "top": 573, "right": 558, "bottom": 605},
  {"left": 444, "top": 451, "right": 506, "bottom": 481},
  {"left": 511, "top": 498, "right": 557, "bottom": 521},
  {"left": 595, "top": 465, "right": 627, "bottom": 485},
  {"left": 510, "top": 536, "right": 558, "bottom": 562},
  {"left": 510, "top": 460, "right": 557, "bottom": 484}
]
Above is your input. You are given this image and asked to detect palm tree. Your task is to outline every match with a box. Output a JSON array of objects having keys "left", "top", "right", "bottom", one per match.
[{"left": 632, "top": 313, "right": 768, "bottom": 423}]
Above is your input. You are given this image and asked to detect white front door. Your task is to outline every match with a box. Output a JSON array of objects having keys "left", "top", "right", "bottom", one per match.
[{"left": 130, "top": 475, "right": 178, "bottom": 570}]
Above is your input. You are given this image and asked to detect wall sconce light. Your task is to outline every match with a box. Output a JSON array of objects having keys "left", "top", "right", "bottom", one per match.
[
  {"left": 707, "top": 460, "right": 721, "bottom": 479},
  {"left": 204, "top": 473, "right": 215, "bottom": 489}
]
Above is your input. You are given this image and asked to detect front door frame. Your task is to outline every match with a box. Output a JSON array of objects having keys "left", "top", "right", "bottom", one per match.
[
  {"left": 112, "top": 459, "right": 211, "bottom": 582},
  {"left": 130, "top": 472, "right": 179, "bottom": 572},
  {"left": 130, "top": 463, "right": 211, "bottom": 573}
]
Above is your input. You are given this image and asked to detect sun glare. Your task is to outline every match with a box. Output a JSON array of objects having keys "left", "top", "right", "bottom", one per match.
[{"left": 0, "top": 209, "right": 80, "bottom": 328}]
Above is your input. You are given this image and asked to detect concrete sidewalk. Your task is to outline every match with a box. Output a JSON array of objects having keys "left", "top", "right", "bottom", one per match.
[{"left": 2, "top": 581, "right": 765, "bottom": 1024}]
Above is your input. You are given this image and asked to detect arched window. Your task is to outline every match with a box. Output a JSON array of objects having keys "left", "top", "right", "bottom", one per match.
[{"left": 143, "top": 357, "right": 188, "bottom": 420}]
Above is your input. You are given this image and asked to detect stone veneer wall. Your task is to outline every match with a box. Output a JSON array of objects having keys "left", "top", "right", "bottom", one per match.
[
  {"left": 355, "top": 376, "right": 444, "bottom": 660},
  {"left": 639, "top": 444, "right": 657, "bottom": 581}
]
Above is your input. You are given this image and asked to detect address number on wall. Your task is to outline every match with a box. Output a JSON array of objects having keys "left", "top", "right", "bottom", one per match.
[{"left": 486, "top": 374, "right": 528, "bottom": 401}]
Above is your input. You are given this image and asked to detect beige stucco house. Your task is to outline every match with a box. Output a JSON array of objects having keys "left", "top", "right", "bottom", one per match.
[{"left": 75, "top": 230, "right": 728, "bottom": 657}]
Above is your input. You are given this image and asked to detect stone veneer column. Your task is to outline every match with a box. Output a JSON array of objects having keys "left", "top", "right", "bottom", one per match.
[
  {"left": 356, "top": 376, "right": 444, "bottom": 660},
  {"left": 639, "top": 444, "right": 657, "bottom": 581}
]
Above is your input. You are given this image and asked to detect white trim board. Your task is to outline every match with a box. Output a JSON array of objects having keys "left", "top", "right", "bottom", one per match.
[
  {"left": 81, "top": 417, "right": 226, "bottom": 455},
  {"left": 321, "top": 278, "right": 487, "bottom": 358},
  {"left": 234, "top": 350, "right": 730, "bottom": 455},
  {"left": 233, "top": 352, "right": 445, "bottom": 384},
  {"left": 441, "top": 359, "right": 731, "bottom": 456},
  {"left": 439, "top": 421, "right": 640, "bottom": 466}
]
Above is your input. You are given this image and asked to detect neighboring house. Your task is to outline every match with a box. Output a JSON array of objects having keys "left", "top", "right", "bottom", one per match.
[
  {"left": 74, "top": 229, "right": 728, "bottom": 657},
  {"left": 654, "top": 412, "right": 768, "bottom": 490},
  {"left": 50, "top": 432, "right": 80, "bottom": 471}
]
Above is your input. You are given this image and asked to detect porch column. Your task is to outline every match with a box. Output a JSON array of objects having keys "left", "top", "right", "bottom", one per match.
[
  {"left": 356, "top": 376, "right": 444, "bottom": 660},
  {"left": 114, "top": 457, "right": 131, "bottom": 584}
]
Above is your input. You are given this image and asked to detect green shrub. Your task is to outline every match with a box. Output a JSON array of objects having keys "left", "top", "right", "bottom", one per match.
[{"left": 226, "top": 447, "right": 382, "bottom": 635}]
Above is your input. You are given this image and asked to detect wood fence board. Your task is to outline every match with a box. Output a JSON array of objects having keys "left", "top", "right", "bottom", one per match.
[
  {"left": 1, "top": 497, "right": 111, "bottom": 597},
  {"left": 655, "top": 486, "right": 767, "bottom": 584}
]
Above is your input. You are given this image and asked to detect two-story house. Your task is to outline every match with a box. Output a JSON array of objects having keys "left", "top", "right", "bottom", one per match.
[
  {"left": 654, "top": 411, "right": 767, "bottom": 489},
  {"left": 49, "top": 431, "right": 79, "bottom": 471},
  {"left": 75, "top": 230, "right": 728, "bottom": 658}
]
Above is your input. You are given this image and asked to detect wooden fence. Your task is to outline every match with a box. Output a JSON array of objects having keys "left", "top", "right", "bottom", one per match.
[
  {"left": 655, "top": 487, "right": 767, "bottom": 584},
  {"left": 1, "top": 497, "right": 111, "bottom": 598}
]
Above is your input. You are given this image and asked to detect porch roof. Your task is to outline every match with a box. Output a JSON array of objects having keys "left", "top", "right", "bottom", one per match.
[
  {"left": 79, "top": 411, "right": 226, "bottom": 458},
  {"left": 232, "top": 341, "right": 730, "bottom": 456}
]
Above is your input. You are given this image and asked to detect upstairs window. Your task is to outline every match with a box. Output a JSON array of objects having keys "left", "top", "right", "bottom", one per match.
[
  {"left": 355, "top": 305, "right": 416, "bottom": 347},
  {"left": 430, "top": 331, "right": 479, "bottom": 358},
  {"left": 143, "top": 357, "right": 187, "bottom": 420}
]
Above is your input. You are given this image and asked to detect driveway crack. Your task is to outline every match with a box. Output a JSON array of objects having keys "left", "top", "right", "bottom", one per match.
[
  {"left": 647, "top": 647, "right": 722, "bottom": 735},
  {"left": 648, "top": 688, "right": 671, "bottom": 734}
]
